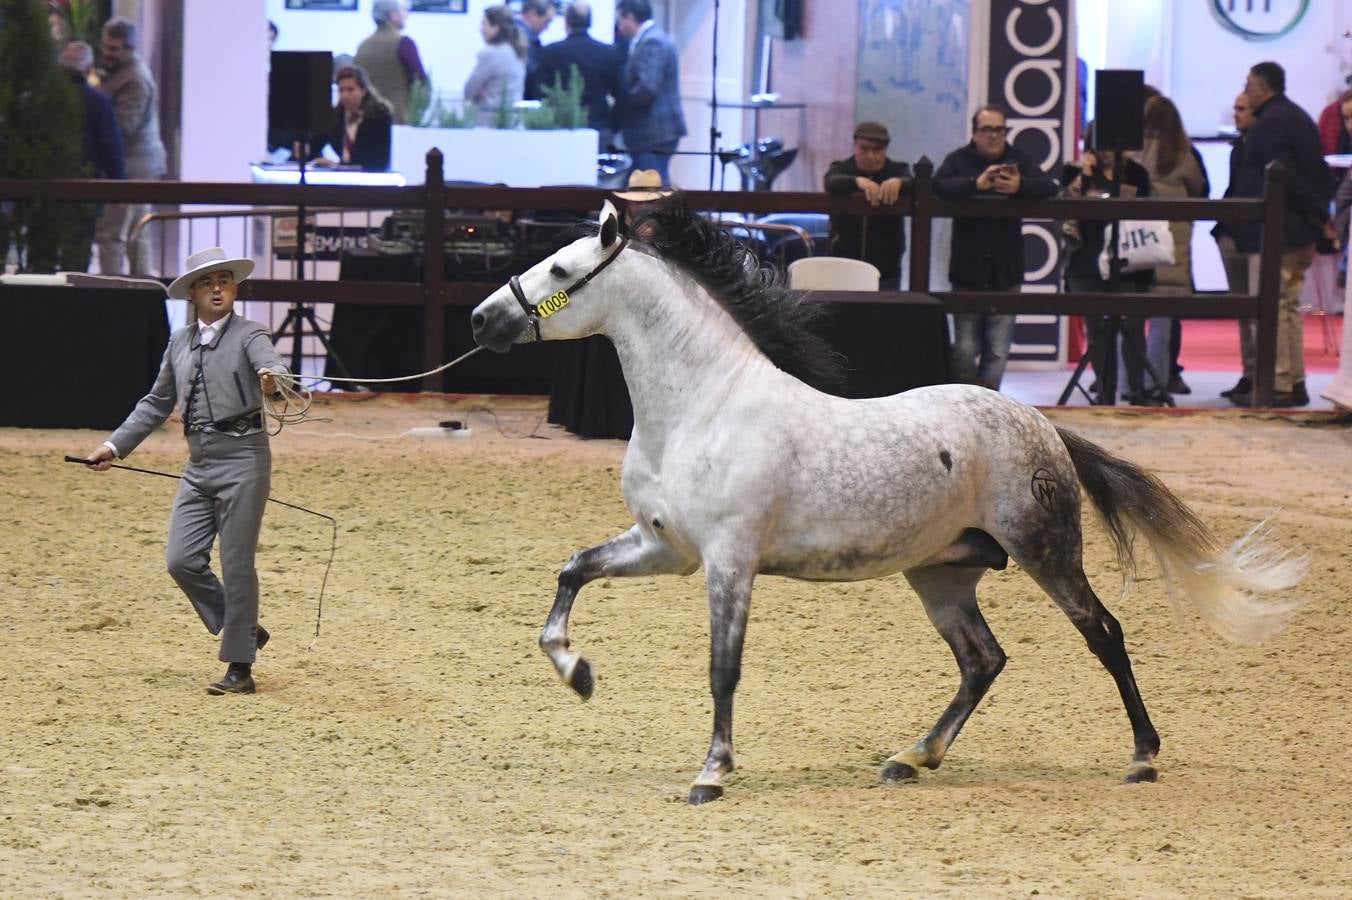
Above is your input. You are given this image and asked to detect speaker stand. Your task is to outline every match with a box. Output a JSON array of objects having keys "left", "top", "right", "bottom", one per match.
[{"left": 270, "top": 148, "right": 355, "bottom": 385}]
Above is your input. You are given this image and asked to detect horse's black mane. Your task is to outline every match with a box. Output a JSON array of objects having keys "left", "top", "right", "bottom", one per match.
[{"left": 627, "top": 199, "right": 843, "bottom": 391}]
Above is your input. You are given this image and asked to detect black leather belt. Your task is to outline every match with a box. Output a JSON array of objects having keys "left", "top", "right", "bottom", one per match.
[{"left": 184, "top": 412, "right": 263, "bottom": 436}]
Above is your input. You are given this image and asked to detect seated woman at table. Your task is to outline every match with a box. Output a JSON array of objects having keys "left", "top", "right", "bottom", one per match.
[
  {"left": 309, "top": 65, "right": 393, "bottom": 171},
  {"left": 463, "top": 5, "right": 526, "bottom": 128}
]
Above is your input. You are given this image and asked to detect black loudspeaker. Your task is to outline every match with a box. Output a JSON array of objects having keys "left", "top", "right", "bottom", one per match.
[
  {"left": 1093, "top": 69, "right": 1144, "bottom": 151},
  {"left": 269, "top": 51, "right": 333, "bottom": 136}
]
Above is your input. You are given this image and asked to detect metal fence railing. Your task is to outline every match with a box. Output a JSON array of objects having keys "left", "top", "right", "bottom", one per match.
[{"left": 0, "top": 149, "right": 1290, "bottom": 403}]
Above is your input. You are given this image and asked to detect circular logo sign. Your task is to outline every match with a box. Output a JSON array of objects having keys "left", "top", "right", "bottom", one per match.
[{"left": 1212, "top": 0, "right": 1310, "bottom": 41}]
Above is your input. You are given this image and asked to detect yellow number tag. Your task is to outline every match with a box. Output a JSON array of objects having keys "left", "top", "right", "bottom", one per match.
[{"left": 536, "top": 290, "right": 570, "bottom": 318}]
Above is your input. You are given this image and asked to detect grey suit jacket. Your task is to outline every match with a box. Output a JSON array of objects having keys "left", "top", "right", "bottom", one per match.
[
  {"left": 619, "top": 24, "right": 686, "bottom": 151},
  {"left": 464, "top": 43, "right": 526, "bottom": 128},
  {"left": 98, "top": 54, "right": 167, "bottom": 179},
  {"left": 109, "top": 315, "right": 290, "bottom": 457}
]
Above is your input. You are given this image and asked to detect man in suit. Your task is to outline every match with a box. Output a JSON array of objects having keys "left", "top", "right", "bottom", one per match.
[
  {"left": 84, "top": 249, "right": 293, "bottom": 696},
  {"left": 615, "top": 0, "right": 686, "bottom": 184},
  {"left": 1230, "top": 61, "right": 1337, "bottom": 407},
  {"left": 516, "top": 0, "right": 557, "bottom": 100},
  {"left": 538, "top": 2, "right": 620, "bottom": 150},
  {"left": 94, "top": 17, "right": 166, "bottom": 276}
]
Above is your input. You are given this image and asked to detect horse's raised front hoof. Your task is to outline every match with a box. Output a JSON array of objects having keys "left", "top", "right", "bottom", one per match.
[
  {"left": 687, "top": 784, "right": 724, "bottom": 805},
  {"left": 1124, "top": 764, "right": 1158, "bottom": 784},
  {"left": 568, "top": 658, "right": 594, "bottom": 700},
  {"left": 881, "top": 761, "right": 919, "bottom": 783}
]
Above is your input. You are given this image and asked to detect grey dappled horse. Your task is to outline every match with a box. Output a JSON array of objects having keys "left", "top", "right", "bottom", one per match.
[{"left": 471, "top": 200, "right": 1306, "bottom": 804}]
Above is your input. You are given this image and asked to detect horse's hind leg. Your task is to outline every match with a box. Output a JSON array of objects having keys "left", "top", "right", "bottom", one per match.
[
  {"left": 1025, "top": 562, "right": 1162, "bottom": 782},
  {"left": 884, "top": 565, "right": 1007, "bottom": 782},
  {"left": 542, "top": 525, "right": 693, "bottom": 699}
]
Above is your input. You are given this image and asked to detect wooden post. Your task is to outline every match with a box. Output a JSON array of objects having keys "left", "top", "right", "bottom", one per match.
[
  {"left": 1252, "top": 161, "right": 1286, "bottom": 408},
  {"left": 908, "top": 157, "right": 934, "bottom": 294},
  {"left": 421, "top": 149, "right": 447, "bottom": 393}
]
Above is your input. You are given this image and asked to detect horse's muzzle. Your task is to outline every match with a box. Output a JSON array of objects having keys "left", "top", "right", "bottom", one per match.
[{"left": 471, "top": 304, "right": 525, "bottom": 353}]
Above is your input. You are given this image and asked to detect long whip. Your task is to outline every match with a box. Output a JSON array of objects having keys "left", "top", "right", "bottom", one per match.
[{"left": 63, "top": 456, "right": 336, "bottom": 645}]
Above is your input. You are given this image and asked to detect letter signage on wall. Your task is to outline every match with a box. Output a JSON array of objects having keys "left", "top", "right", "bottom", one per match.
[{"left": 985, "top": 0, "right": 1075, "bottom": 364}]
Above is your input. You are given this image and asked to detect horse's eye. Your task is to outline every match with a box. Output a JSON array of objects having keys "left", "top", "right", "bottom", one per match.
[{"left": 550, "top": 264, "right": 568, "bottom": 279}]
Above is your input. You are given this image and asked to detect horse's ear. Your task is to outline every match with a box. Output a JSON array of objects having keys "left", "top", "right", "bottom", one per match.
[{"left": 599, "top": 201, "right": 619, "bottom": 249}]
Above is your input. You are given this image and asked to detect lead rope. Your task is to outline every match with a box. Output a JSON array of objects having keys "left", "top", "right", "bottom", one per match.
[{"left": 260, "top": 345, "right": 487, "bottom": 433}]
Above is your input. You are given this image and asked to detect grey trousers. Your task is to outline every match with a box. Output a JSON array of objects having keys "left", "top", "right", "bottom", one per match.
[
  {"left": 166, "top": 431, "right": 271, "bottom": 663},
  {"left": 94, "top": 202, "right": 154, "bottom": 275},
  {"left": 1217, "top": 236, "right": 1256, "bottom": 381}
]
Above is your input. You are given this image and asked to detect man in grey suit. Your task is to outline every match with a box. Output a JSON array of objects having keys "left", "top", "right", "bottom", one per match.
[
  {"left": 94, "top": 17, "right": 167, "bottom": 276},
  {"left": 85, "top": 249, "right": 292, "bottom": 696},
  {"left": 615, "top": 0, "right": 686, "bottom": 184}
]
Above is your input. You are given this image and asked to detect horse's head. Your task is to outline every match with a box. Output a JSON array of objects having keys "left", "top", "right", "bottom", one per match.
[{"left": 472, "top": 201, "right": 625, "bottom": 352}]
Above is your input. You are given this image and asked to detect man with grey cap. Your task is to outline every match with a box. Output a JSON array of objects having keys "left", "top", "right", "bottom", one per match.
[
  {"left": 84, "top": 249, "right": 293, "bottom": 696},
  {"left": 824, "top": 121, "right": 911, "bottom": 288}
]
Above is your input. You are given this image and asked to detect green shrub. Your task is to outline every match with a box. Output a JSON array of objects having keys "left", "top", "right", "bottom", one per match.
[{"left": 0, "top": 0, "right": 90, "bottom": 272}]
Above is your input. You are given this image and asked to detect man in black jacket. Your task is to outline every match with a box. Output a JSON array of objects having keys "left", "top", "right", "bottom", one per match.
[
  {"left": 1231, "top": 61, "right": 1336, "bottom": 407},
  {"left": 538, "top": 2, "right": 620, "bottom": 150},
  {"left": 823, "top": 121, "right": 910, "bottom": 288},
  {"left": 933, "top": 105, "right": 1058, "bottom": 390}
]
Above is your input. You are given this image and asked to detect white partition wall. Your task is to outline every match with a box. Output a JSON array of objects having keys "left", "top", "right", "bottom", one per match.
[{"left": 267, "top": 0, "right": 612, "bottom": 113}]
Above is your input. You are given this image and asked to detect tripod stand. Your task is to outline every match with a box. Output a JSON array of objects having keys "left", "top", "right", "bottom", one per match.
[
  {"left": 271, "top": 146, "right": 354, "bottom": 384},
  {"left": 1058, "top": 157, "right": 1173, "bottom": 406}
]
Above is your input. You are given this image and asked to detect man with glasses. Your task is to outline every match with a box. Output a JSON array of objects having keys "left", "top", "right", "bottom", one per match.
[
  {"left": 824, "top": 121, "right": 911, "bottom": 289},
  {"left": 934, "top": 105, "right": 1057, "bottom": 390}
]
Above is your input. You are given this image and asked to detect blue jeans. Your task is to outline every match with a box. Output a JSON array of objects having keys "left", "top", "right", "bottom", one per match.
[
  {"left": 630, "top": 141, "right": 679, "bottom": 185},
  {"left": 949, "top": 313, "right": 1015, "bottom": 389}
]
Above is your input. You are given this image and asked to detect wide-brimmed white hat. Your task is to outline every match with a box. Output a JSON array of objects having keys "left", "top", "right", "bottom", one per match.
[
  {"left": 614, "top": 168, "right": 674, "bottom": 201},
  {"left": 167, "top": 247, "right": 255, "bottom": 299}
]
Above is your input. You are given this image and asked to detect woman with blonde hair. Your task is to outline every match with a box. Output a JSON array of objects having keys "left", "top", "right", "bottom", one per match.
[
  {"left": 463, "top": 5, "right": 527, "bottom": 128},
  {"left": 1138, "top": 94, "right": 1206, "bottom": 400}
]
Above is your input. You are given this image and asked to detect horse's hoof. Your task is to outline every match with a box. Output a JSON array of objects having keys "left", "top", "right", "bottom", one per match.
[
  {"left": 1124, "top": 765, "right": 1158, "bottom": 783},
  {"left": 568, "top": 658, "right": 593, "bottom": 700},
  {"left": 687, "top": 784, "right": 724, "bottom": 805},
  {"left": 881, "top": 762, "right": 919, "bottom": 783}
]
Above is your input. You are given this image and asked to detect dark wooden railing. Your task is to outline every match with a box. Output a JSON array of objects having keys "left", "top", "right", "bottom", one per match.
[{"left": 0, "top": 149, "right": 1287, "bottom": 401}]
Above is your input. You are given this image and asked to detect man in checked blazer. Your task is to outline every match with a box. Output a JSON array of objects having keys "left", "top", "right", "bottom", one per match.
[
  {"left": 84, "top": 248, "right": 293, "bottom": 695},
  {"left": 615, "top": 0, "right": 686, "bottom": 185}
]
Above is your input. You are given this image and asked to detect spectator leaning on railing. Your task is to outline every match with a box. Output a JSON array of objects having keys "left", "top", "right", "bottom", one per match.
[
  {"left": 823, "top": 121, "right": 911, "bottom": 289},
  {"left": 933, "top": 104, "right": 1057, "bottom": 391}
]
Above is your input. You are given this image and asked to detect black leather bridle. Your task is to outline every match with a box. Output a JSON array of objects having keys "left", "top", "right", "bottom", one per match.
[{"left": 509, "top": 236, "right": 629, "bottom": 341}]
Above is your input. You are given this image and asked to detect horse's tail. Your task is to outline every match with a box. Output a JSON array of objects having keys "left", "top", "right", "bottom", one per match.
[{"left": 1055, "top": 427, "right": 1307, "bottom": 644}]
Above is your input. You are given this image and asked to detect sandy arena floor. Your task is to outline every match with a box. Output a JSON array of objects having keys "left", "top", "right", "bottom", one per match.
[{"left": 2, "top": 395, "right": 1350, "bottom": 898}]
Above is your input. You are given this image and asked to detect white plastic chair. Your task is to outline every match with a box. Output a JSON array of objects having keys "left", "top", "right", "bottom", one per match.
[{"left": 787, "top": 256, "right": 881, "bottom": 291}]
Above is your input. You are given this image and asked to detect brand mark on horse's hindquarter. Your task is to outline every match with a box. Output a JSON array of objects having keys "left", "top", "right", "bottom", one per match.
[{"left": 1031, "top": 468, "right": 1057, "bottom": 511}]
